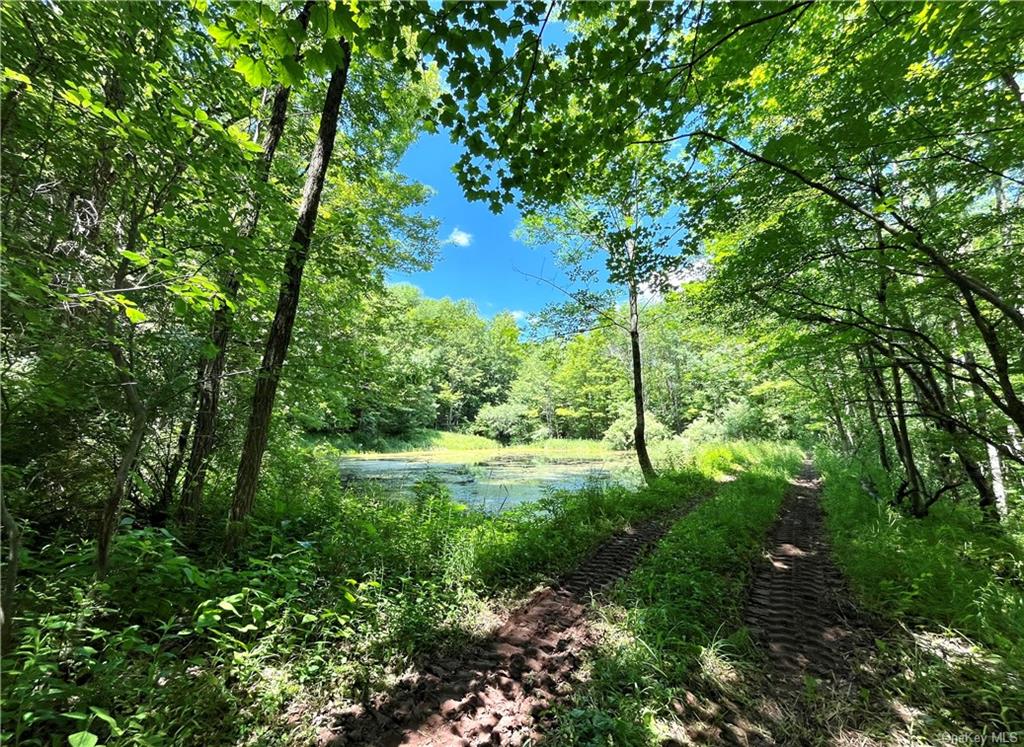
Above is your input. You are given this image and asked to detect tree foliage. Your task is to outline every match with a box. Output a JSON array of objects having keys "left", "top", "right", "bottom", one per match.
[{"left": 2, "top": 1, "right": 1022, "bottom": 743}]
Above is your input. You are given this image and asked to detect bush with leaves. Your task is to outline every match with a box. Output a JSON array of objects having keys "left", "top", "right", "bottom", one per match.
[
  {"left": 470, "top": 402, "right": 534, "bottom": 445},
  {"left": 602, "top": 409, "right": 671, "bottom": 451}
]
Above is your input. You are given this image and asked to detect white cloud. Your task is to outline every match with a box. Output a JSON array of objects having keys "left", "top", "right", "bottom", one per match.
[
  {"left": 510, "top": 310, "right": 527, "bottom": 321},
  {"left": 444, "top": 227, "right": 473, "bottom": 247}
]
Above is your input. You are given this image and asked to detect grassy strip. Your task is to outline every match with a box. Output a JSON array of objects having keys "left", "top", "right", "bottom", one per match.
[
  {"left": 816, "top": 449, "right": 1024, "bottom": 735},
  {"left": 304, "top": 427, "right": 501, "bottom": 453},
  {"left": 310, "top": 430, "right": 621, "bottom": 462},
  {"left": 1, "top": 436, "right": 741, "bottom": 746},
  {"left": 547, "top": 442, "right": 803, "bottom": 745}
]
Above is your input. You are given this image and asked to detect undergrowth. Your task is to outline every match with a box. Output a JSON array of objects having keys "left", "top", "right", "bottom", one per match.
[
  {"left": 308, "top": 430, "right": 618, "bottom": 460},
  {"left": 303, "top": 427, "right": 500, "bottom": 453},
  {"left": 816, "top": 449, "right": 1024, "bottom": 736},
  {"left": 1, "top": 434, "right": 719, "bottom": 746}
]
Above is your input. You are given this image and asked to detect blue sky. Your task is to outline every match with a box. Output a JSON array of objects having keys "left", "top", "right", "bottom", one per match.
[
  {"left": 386, "top": 13, "right": 584, "bottom": 321},
  {"left": 388, "top": 132, "right": 566, "bottom": 321}
]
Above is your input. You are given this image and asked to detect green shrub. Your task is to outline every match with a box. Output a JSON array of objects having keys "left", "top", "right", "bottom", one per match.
[
  {"left": 470, "top": 402, "right": 534, "bottom": 445},
  {"left": 602, "top": 410, "right": 671, "bottom": 450},
  {"left": 678, "top": 415, "right": 728, "bottom": 445}
]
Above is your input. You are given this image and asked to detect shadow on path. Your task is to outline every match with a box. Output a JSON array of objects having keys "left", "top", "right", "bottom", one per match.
[
  {"left": 316, "top": 496, "right": 706, "bottom": 746},
  {"left": 678, "top": 460, "right": 898, "bottom": 746}
]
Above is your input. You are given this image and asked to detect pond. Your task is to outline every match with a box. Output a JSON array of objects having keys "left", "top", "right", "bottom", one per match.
[{"left": 338, "top": 451, "right": 642, "bottom": 512}]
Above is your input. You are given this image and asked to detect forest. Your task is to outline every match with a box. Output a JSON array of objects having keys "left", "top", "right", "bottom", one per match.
[{"left": 1, "top": 1, "right": 1021, "bottom": 745}]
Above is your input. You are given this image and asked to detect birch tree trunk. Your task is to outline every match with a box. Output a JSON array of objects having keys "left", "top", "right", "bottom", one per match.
[{"left": 627, "top": 275, "right": 657, "bottom": 484}]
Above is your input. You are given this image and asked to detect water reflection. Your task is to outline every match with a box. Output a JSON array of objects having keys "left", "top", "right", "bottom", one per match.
[{"left": 338, "top": 453, "right": 641, "bottom": 512}]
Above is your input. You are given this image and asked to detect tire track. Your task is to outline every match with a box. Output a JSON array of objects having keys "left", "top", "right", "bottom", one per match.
[
  {"left": 317, "top": 496, "right": 704, "bottom": 746},
  {"left": 744, "top": 460, "right": 858, "bottom": 681}
]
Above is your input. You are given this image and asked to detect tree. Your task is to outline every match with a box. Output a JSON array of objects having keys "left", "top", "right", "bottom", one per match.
[
  {"left": 227, "top": 48, "right": 351, "bottom": 545},
  {"left": 1, "top": 0, "right": 278, "bottom": 571},
  {"left": 177, "top": 2, "right": 314, "bottom": 522},
  {"left": 221, "top": 0, "right": 551, "bottom": 539},
  {"left": 517, "top": 150, "right": 682, "bottom": 483},
  {"left": 440, "top": 0, "right": 1022, "bottom": 517}
]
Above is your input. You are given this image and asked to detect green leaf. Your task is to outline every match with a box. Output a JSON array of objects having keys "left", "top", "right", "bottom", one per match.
[
  {"left": 120, "top": 250, "right": 149, "bottom": 266},
  {"left": 353, "top": 9, "right": 372, "bottom": 30},
  {"left": 233, "top": 56, "right": 272, "bottom": 87},
  {"left": 218, "top": 595, "right": 242, "bottom": 614},
  {"left": 123, "top": 307, "right": 147, "bottom": 324},
  {"left": 267, "top": 29, "right": 296, "bottom": 58},
  {"left": 310, "top": 3, "right": 330, "bottom": 33},
  {"left": 88, "top": 707, "right": 122, "bottom": 736},
  {"left": 323, "top": 39, "right": 348, "bottom": 69},
  {"left": 872, "top": 197, "right": 899, "bottom": 214},
  {"left": 304, "top": 48, "right": 328, "bottom": 74},
  {"left": 68, "top": 732, "right": 99, "bottom": 747},
  {"left": 4, "top": 67, "right": 32, "bottom": 87},
  {"left": 279, "top": 56, "right": 303, "bottom": 87},
  {"left": 207, "top": 23, "right": 239, "bottom": 48}
]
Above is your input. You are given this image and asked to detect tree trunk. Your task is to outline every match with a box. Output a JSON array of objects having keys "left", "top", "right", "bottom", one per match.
[
  {"left": 865, "top": 352, "right": 905, "bottom": 478},
  {"left": 628, "top": 279, "right": 657, "bottom": 484},
  {"left": 888, "top": 363, "right": 927, "bottom": 517},
  {"left": 960, "top": 342, "right": 1009, "bottom": 519},
  {"left": 862, "top": 371, "right": 892, "bottom": 473},
  {"left": 179, "top": 83, "right": 298, "bottom": 521},
  {"left": 961, "top": 448, "right": 1000, "bottom": 521},
  {"left": 97, "top": 405, "right": 147, "bottom": 574},
  {"left": 157, "top": 402, "right": 196, "bottom": 523},
  {"left": 824, "top": 379, "right": 854, "bottom": 453},
  {"left": 897, "top": 356, "right": 999, "bottom": 520},
  {"left": 227, "top": 49, "right": 351, "bottom": 548},
  {"left": 97, "top": 304, "right": 149, "bottom": 574},
  {"left": 961, "top": 289, "right": 1024, "bottom": 436},
  {"left": 1010, "top": 425, "right": 1024, "bottom": 486},
  {"left": 86, "top": 72, "right": 158, "bottom": 572},
  {"left": 179, "top": 4, "right": 312, "bottom": 521},
  {"left": 1, "top": 493, "right": 23, "bottom": 652}
]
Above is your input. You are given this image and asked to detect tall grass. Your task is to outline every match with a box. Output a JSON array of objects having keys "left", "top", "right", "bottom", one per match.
[
  {"left": 816, "top": 448, "right": 1024, "bottom": 733},
  {"left": 305, "top": 428, "right": 501, "bottom": 453},
  {"left": 509, "top": 438, "right": 616, "bottom": 456}
]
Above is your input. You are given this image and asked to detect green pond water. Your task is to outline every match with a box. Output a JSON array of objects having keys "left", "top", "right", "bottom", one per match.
[{"left": 338, "top": 453, "right": 641, "bottom": 512}]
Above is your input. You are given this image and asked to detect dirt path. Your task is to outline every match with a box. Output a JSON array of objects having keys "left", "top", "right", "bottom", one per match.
[
  {"left": 692, "top": 459, "right": 886, "bottom": 746},
  {"left": 316, "top": 497, "right": 703, "bottom": 746},
  {"left": 695, "top": 460, "right": 1010, "bottom": 745},
  {"left": 744, "top": 460, "right": 860, "bottom": 682}
]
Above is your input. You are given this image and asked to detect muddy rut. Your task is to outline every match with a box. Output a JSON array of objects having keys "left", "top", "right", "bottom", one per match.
[
  {"left": 745, "top": 461, "right": 859, "bottom": 681},
  {"left": 681, "top": 461, "right": 876, "bottom": 746},
  {"left": 316, "top": 497, "right": 703, "bottom": 746}
]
